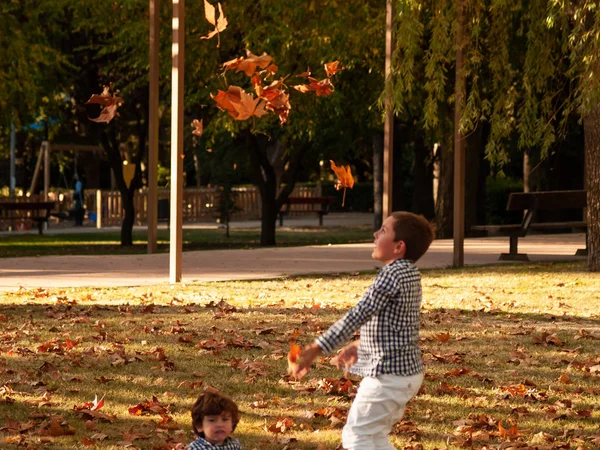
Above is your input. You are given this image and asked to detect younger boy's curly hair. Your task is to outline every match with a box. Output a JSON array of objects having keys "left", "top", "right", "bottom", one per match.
[
  {"left": 191, "top": 390, "right": 241, "bottom": 436},
  {"left": 390, "top": 211, "right": 436, "bottom": 262}
]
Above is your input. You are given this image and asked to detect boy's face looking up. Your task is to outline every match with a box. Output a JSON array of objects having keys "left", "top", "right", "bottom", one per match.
[
  {"left": 372, "top": 216, "right": 406, "bottom": 264},
  {"left": 196, "top": 411, "right": 234, "bottom": 445}
]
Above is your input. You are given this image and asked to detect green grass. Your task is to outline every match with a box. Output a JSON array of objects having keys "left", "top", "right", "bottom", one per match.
[
  {"left": 1, "top": 261, "right": 599, "bottom": 449},
  {"left": 0, "top": 226, "right": 373, "bottom": 258}
]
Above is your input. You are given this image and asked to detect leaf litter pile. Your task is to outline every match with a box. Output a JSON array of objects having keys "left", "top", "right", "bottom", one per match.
[{"left": 1, "top": 261, "right": 599, "bottom": 449}]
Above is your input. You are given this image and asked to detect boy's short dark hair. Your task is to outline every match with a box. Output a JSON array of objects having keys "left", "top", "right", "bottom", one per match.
[
  {"left": 191, "top": 390, "right": 241, "bottom": 435},
  {"left": 390, "top": 211, "right": 436, "bottom": 262}
]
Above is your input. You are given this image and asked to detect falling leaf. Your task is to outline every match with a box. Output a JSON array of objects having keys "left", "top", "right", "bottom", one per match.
[
  {"left": 201, "top": 0, "right": 227, "bottom": 46},
  {"left": 236, "top": 51, "right": 273, "bottom": 76},
  {"left": 330, "top": 160, "right": 355, "bottom": 206},
  {"left": 85, "top": 86, "right": 124, "bottom": 124},
  {"left": 324, "top": 60, "right": 342, "bottom": 77},
  {"left": 293, "top": 77, "right": 335, "bottom": 96},
  {"left": 231, "top": 91, "right": 267, "bottom": 121},
  {"left": 287, "top": 341, "right": 301, "bottom": 376},
  {"left": 192, "top": 119, "right": 203, "bottom": 136}
]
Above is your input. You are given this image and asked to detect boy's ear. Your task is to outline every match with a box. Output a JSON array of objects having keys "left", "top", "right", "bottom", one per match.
[{"left": 394, "top": 240, "right": 406, "bottom": 257}]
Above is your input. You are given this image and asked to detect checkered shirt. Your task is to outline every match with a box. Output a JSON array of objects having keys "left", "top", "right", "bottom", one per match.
[
  {"left": 187, "top": 436, "right": 242, "bottom": 450},
  {"left": 315, "top": 258, "right": 424, "bottom": 377}
]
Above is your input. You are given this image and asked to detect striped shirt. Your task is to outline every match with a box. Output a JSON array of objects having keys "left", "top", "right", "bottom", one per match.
[
  {"left": 187, "top": 436, "right": 242, "bottom": 450},
  {"left": 315, "top": 258, "right": 424, "bottom": 377}
]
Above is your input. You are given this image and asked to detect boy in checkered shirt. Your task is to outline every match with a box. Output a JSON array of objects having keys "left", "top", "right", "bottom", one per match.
[{"left": 291, "top": 212, "right": 435, "bottom": 450}]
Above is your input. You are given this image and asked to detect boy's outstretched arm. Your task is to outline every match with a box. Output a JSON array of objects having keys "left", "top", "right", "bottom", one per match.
[
  {"left": 290, "top": 343, "right": 322, "bottom": 379},
  {"left": 331, "top": 340, "right": 360, "bottom": 370}
]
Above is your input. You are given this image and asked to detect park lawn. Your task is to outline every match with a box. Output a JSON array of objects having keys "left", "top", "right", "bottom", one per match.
[
  {"left": 0, "top": 226, "right": 373, "bottom": 258},
  {"left": 0, "top": 261, "right": 599, "bottom": 449}
]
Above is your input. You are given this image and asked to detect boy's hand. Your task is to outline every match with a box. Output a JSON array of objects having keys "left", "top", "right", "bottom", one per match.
[
  {"left": 331, "top": 340, "right": 359, "bottom": 370},
  {"left": 289, "top": 343, "right": 322, "bottom": 379}
]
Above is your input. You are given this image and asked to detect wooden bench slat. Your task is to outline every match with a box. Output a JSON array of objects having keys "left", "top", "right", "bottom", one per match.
[
  {"left": 471, "top": 190, "right": 587, "bottom": 261},
  {"left": 507, "top": 190, "right": 586, "bottom": 211},
  {"left": 279, "top": 196, "right": 334, "bottom": 226},
  {"left": 0, "top": 201, "right": 55, "bottom": 234}
]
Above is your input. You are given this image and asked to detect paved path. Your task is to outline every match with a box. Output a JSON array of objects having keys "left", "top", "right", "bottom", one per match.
[{"left": 0, "top": 214, "right": 587, "bottom": 290}]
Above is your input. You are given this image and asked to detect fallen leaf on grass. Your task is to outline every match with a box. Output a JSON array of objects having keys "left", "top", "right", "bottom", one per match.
[
  {"left": 265, "top": 417, "right": 295, "bottom": 433},
  {"left": 128, "top": 396, "right": 169, "bottom": 415}
]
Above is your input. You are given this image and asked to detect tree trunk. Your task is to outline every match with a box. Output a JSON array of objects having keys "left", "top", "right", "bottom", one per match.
[
  {"left": 260, "top": 182, "right": 279, "bottom": 246},
  {"left": 373, "top": 133, "right": 383, "bottom": 231},
  {"left": 435, "top": 136, "right": 454, "bottom": 238},
  {"left": 411, "top": 130, "right": 435, "bottom": 220},
  {"left": 465, "top": 122, "right": 482, "bottom": 232},
  {"left": 100, "top": 114, "right": 147, "bottom": 247},
  {"left": 244, "top": 131, "right": 311, "bottom": 246},
  {"left": 121, "top": 188, "right": 135, "bottom": 246},
  {"left": 584, "top": 105, "right": 600, "bottom": 271}
]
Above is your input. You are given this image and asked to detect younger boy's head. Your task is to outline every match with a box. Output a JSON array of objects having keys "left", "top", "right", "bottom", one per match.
[
  {"left": 373, "top": 212, "right": 435, "bottom": 264},
  {"left": 191, "top": 390, "right": 240, "bottom": 445}
]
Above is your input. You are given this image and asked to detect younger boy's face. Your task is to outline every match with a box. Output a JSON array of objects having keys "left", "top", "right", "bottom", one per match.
[
  {"left": 372, "top": 216, "right": 405, "bottom": 264},
  {"left": 197, "top": 412, "right": 234, "bottom": 445}
]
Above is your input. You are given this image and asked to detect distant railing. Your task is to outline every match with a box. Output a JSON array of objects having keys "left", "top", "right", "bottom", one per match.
[{"left": 8, "top": 185, "right": 321, "bottom": 227}]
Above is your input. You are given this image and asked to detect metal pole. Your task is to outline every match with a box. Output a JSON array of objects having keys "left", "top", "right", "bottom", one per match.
[
  {"left": 96, "top": 189, "right": 103, "bottom": 229},
  {"left": 148, "top": 0, "right": 159, "bottom": 253},
  {"left": 382, "top": 0, "right": 395, "bottom": 219},
  {"left": 9, "top": 123, "right": 16, "bottom": 199},
  {"left": 43, "top": 142, "right": 50, "bottom": 201},
  {"left": 170, "top": 0, "right": 184, "bottom": 283}
]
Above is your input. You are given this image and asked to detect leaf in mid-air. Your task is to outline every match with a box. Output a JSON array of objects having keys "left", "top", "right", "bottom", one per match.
[
  {"left": 330, "top": 160, "right": 355, "bottom": 207},
  {"left": 85, "top": 86, "right": 124, "bottom": 124},
  {"left": 211, "top": 86, "right": 243, "bottom": 118},
  {"left": 191, "top": 119, "right": 203, "bottom": 136},
  {"left": 324, "top": 60, "right": 342, "bottom": 77},
  {"left": 201, "top": 0, "right": 227, "bottom": 46},
  {"left": 293, "top": 77, "right": 334, "bottom": 97},
  {"left": 236, "top": 51, "right": 273, "bottom": 76},
  {"left": 287, "top": 341, "right": 302, "bottom": 375},
  {"left": 231, "top": 91, "right": 267, "bottom": 121}
]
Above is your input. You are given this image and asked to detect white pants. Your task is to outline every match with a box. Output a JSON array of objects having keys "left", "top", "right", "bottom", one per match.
[{"left": 341, "top": 372, "right": 424, "bottom": 450}]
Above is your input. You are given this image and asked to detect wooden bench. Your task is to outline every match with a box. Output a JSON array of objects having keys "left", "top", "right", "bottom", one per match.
[
  {"left": 471, "top": 190, "right": 587, "bottom": 261},
  {"left": 0, "top": 201, "right": 55, "bottom": 235},
  {"left": 278, "top": 196, "right": 335, "bottom": 226}
]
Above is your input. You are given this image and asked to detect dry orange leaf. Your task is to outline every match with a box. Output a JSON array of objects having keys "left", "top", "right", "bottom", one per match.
[
  {"left": 435, "top": 332, "right": 451, "bottom": 342},
  {"left": 235, "top": 51, "right": 273, "bottom": 77},
  {"left": 85, "top": 86, "right": 124, "bottom": 124},
  {"left": 293, "top": 77, "right": 334, "bottom": 96},
  {"left": 232, "top": 91, "right": 267, "bottom": 121},
  {"left": 330, "top": 160, "right": 354, "bottom": 207},
  {"left": 201, "top": 0, "right": 227, "bottom": 46},
  {"left": 288, "top": 341, "right": 301, "bottom": 364},
  {"left": 324, "top": 60, "right": 342, "bottom": 77},
  {"left": 191, "top": 119, "right": 203, "bottom": 137},
  {"left": 497, "top": 421, "right": 520, "bottom": 440},
  {"left": 558, "top": 373, "right": 573, "bottom": 384}
]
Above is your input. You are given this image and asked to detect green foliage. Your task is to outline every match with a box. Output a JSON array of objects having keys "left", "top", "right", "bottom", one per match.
[{"left": 0, "top": 1, "right": 72, "bottom": 128}]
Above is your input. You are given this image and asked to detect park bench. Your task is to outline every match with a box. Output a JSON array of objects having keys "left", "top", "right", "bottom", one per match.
[
  {"left": 278, "top": 196, "right": 335, "bottom": 226},
  {"left": 471, "top": 190, "right": 587, "bottom": 261},
  {"left": 0, "top": 201, "right": 55, "bottom": 235}
]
